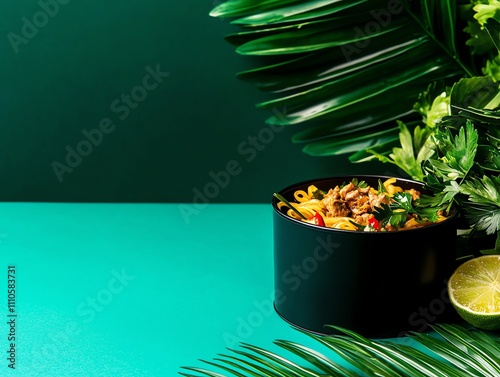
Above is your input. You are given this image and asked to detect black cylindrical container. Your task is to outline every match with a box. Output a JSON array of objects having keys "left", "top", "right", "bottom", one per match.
[{"left": 273, "top": 176, "right": 458, "bottom": 338}]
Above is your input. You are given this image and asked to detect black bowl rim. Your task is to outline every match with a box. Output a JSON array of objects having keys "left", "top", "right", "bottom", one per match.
[{"left": 272, "top": 175, "right": 457, "bottom": 234}]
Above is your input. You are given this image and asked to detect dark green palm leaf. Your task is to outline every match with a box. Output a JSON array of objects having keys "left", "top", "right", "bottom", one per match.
[
  {"left": 348, "top": 137, "right": 404, "bottom": 163},
  {"left": 316, "top": 327, "right": 448, "bottom": 377},
  {"left": 290, "top": 101, "right": 414, "bottom": 143},
  {"left": 235, "top": 36, "right": 430, "bottom": 92},
  {"left": 180, "top": 324, "right": 500, "bottom": 377},
  {"left": 301, "top": 126, "right": 399, "bottom": 156},
  {"left": 422, "top": 324, "right": 500, "bottom": 376},
  {"left": 305, "top": 333, "right": 409, "bottom": 376},
  {"left": 272, "top": 339, "right": 360, "bottom": 376},
  {"left": 231, "top": 0, "right": 368, "bottom": 26},
  {"left": 210, "top": 0, "right": 301, "bottom": 19},
  {"left": 205, "top": 356, "right": 278, "bottom": 377},
  {"left": 258, "top": 53, "right": 458, "bottom": 118},
  {"left": 180, "top": 367, "right": 229, "bottom": 377},
  {"left": 411, "top": 332, "right": 498, "bottom": 376},
  {"left": 235, "top": 14, "right": 414, "bottom": 55},
  {"left": 211, "top": 0, "right": 491, "bottom": 158},
  {"left": 225, "top": 346, "right": 318, "bottom": 376}
]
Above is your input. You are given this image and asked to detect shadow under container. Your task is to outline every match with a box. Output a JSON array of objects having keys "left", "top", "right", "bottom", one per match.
[{"left": 272, "top": 175, "right": 459, "bottom": 338}]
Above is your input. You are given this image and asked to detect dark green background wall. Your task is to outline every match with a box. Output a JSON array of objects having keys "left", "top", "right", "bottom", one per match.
[{"left": 1, "top": 1, "right": 388, "bottom": 203}]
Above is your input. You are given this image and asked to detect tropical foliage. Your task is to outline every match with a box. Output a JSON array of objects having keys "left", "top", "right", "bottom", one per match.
[
  {"left": 180, "top": 324, "right": 500, "bottom": 376},
  {"left": 210, "top": 0, "right": 500, "bottom": 249},
  {"left": 209, "top": 0, "right": 500, "bottom": 161},
  {"left": 372, "top": 76, "right": 500, "bottom": 250}
]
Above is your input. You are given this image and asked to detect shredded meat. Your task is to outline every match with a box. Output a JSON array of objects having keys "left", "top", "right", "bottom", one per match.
[
  {"left": 321, "top": 183, "right": 390, "bottom": 224},
  {"left": 322, "top": 184, "right": 372, "bottom": 218},
  {"left": 368, "top": 191, "right": 390, "bottom": 211},
  {"left": 322, "top": 189, "right": 350, "bottom": 217},
  {"left": 353, "top": 213, "right": 374, "bottom": 226}
]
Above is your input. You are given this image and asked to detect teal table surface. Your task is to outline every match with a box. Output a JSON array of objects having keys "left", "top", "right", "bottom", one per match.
[
  {"left": 0, "top": 203, "right": 434, "bottom": 377},
  {"left": 1, "top": 202, "right": 382, "bottom": 377}
]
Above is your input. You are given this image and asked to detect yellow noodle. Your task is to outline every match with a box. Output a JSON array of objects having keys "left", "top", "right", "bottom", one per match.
[
  {"left": 383, "top": 178, "right": 397, "bottom": 186},
  {"left": 287, "top": 208, "right": 317, "bottom": 220},
  {"left": 403, "top": 218, "right": 422, "bottom": 229},
  {"left": 383, "top": 178, "right": 403, "bottom": 196},
  {"left": 286, "top": 209, "right": 299, "bottom": 219},
  {"left": 296, "top": 199, "right": 324, "bottom": 213},
  {"left": 436, "top": 215, "right": 447, "bottom": 223},
  {"left": 307, "top": 185, "right": 320, "bottom": 198},
  {"left": 277, "top": 202, "right": 290, "bottom": 211},
  {"left": 324, "top": 216, "right": 357, "bottom": 230},
  {"left": 294, "top": 190, "right": 310, "bottom": 203},
  {"left": 300, "top": 207, "right": 321, "bottom": 219},
  {"left": 331, "top": 221, "right": 359, "bottom": 231},
  {"left": 278, "top": 201, "right": 311, "bottom": 220},
  {"left": 292, "top": 209, "right": 312, "bottom": 219}
]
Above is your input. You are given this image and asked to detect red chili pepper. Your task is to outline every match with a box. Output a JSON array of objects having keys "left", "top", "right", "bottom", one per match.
[
  {"left": 313, "top": 212, "right": 325, "bottom": 227},
  {"left": 368, "top": 217, "right": 380, "bottom": 230}
]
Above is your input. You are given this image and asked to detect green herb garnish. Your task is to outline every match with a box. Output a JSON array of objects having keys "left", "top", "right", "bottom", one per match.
[
  {"left": 377, "top": 179, "right": 387, "bottom": 194},
  {"left": 373, "top": 192, "right": 440, "bottom": 228},
  {"left": 312, "top": 189, "right": 325, "bottom": 200},
  {"left": 357, "top": 180, "right": 368, "bottom": 188},
  {"left": 373, "top": 203, "right": 408, "bottom": 229}
]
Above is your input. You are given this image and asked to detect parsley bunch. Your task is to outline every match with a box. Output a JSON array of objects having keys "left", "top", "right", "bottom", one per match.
[
  {"left": 423, "top": 78, "right": 500, "bottom": 246},
  {"left": 364, "top": 0, "right": 500, "bottom": 251},
  {"left": 370, "top": 76, "right": 500, "bottom": 252}
]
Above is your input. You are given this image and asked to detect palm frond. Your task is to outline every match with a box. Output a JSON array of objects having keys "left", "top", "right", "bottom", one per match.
[
  {"left": 179, "top": 324, "right": 500, "bottom": 376},
  {"left": 410, "top": 326, "right": 500, "bottom": 376},
  {"left": 210, "top": 0, "right": 496, "bottom": 159}
]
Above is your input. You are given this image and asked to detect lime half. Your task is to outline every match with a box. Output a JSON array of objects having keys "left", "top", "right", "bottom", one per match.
[{"left": 448, "top": 255, "right": 500, "bottom": 331}]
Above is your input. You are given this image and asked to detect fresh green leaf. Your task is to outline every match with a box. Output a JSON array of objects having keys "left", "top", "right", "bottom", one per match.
[
  {"left": 391, "top": 192, "right": 415, "bottom": 213},
  {"left": 458, "top": 175, "right": 500, "bottom": 234},
  {"left": 372, "top": 202, "right": 407, "bottom": 228},
  {"left": 459, "top": 175, "right": 500, "bottom": 206}
]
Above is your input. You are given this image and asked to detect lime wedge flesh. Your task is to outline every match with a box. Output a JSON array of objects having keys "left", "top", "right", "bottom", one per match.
[{"left": 448, "top": 255, "right": 500, "bottom": 330}]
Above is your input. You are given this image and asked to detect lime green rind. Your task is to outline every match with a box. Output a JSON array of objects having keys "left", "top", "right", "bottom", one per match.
[{"left": 452, "top": 306, "right": 500, "bottom": 331}]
